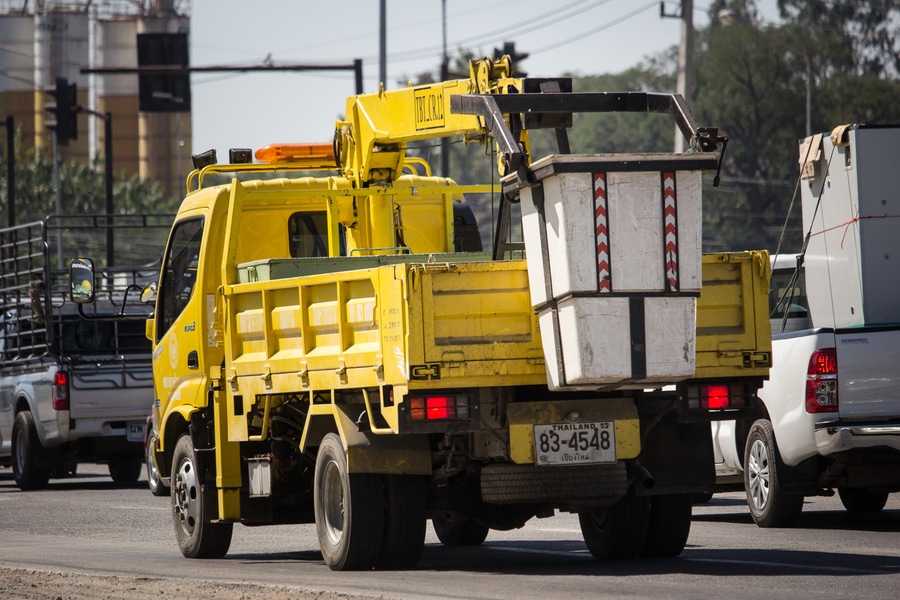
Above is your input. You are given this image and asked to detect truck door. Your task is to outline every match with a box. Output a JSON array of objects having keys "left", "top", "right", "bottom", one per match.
[{"left": 152, "top": 216, "right": 208, "bottom": 419}]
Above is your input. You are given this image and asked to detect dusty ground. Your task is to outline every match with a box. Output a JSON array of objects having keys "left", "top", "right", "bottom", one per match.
[{"left": 0, "top": 567, "right": 383, "bottom": 600}]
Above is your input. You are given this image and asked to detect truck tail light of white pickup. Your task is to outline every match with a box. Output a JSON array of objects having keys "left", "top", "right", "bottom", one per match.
[
  {"left": 51, "top": 371, "right": 69, "bottom": 410},
  {"left": 806, "top": 348, "right": 838, "bottom": 413}
]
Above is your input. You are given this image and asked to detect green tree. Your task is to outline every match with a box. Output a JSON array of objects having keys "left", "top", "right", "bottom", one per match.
[{"left": 0, "top": 131, "right": 177, "bottom": 227}]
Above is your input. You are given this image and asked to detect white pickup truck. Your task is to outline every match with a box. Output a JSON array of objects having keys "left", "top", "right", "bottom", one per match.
[
  {"left": 0, "top": 215, "right": 169, "bottom": 490},
  {"left": 712, "top": 124, "right": 900, "bottom": 527}
]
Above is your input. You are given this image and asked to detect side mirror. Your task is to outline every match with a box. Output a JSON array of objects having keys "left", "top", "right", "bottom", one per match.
[
  {"left": 70, "top": 258, "right": 95, "bottom": 304},
  {"left": 140, "top": 281, "right": 158, "bottom": 305}
]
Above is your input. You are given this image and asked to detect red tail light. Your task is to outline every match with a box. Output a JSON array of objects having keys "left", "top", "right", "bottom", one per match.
[
  {"left": 686, "top": 383, "right": 748, "bottom": 410},
  {"left": 806, "top": 348, "right": 838, "bottom": 413},
  {"left": 704, "top": 385, "right": 730, "bottom": 410},
  {"left": 409, "top": 395, "right": 470, "bottom": 421},
  {"left": 52, "top": 371, "right": 69, "bottom": 410}
]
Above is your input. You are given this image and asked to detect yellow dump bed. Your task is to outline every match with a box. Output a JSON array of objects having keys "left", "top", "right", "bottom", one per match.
[{"left": 223, "top": 250, "right": 770, "bottom": 402}]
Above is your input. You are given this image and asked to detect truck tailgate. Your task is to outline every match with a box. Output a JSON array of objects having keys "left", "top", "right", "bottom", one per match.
[
  {"left": 69, "top": 360, "right": 154, "bottom": 420},
  {"left": 408, "top": 260, "right": 546, "bottom": 386},
  {"left": 836, "top": 326, "right": 900, "bottom": 420},
  {"left": 696, "top": 251, "right": 772, "bottom": 379}
]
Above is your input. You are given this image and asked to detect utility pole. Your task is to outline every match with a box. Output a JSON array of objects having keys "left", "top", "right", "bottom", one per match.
[
  {"left": 661, "top": 0, "right": 693, "bottom": 152},
  {"left": 1, "top": 116, "right": 14, "bottom": 228},
  {"left": 441, "top": 0, "right": 449, "bottom": 177},
  {"left": 379, "top": 0, "right": 387, "bottom": 88}
]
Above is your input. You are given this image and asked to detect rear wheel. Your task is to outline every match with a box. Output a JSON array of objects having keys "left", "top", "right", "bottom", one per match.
[
  {"left": 838, "top": 488, "right": 889, "bottom": 513},
  {"left": 641, "top": 494, "right": 692, "bottom": 557},
  {"left": 314, "top": 433, "right": 385, "bottom": 571},
  {"left": 744, "top": 419, "right": 803, "bottom": 527},
  {"left": 109, "top": 458, "right": 142, "bottom": 483},
  {"left": 171, "top": 435, "right": 233, "bottom": 558},
  {"left": 432, "top": 513, "right": 490, "bottom": 546},
  {"left": 579, "top": 493, "right": 650, "bottom": 560},
  {"left": 377, "top": 475, "right": 427, "bottom": 569},
  {"left": 12, "top": 411, "right": 51, "bottom": 491}
]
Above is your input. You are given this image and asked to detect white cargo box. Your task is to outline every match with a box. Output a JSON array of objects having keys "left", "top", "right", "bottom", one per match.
[
  {"left": 520, "top": 154, "right": 710, "bottom": 307},
  {"left": 800, "top": 125, "right": 900, "bottom": 328},
  {"left": 539, "top": 295, "right": 696, "bottom": 391}
]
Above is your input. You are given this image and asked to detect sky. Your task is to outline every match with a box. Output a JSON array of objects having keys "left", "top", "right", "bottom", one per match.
[{"left": 189, "top": 0, "right": 779, "bottom": 160}]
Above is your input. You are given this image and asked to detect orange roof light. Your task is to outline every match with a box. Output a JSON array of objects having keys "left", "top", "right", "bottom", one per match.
[{"left": 254, "top": 142, "right": 334, "bottom": 164}]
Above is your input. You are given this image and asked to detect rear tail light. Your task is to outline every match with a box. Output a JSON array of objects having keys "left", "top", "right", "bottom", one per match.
[
  {"left": 686, "top": 382, "right": 749, "bottom": 411},
  {"left": 408, "top": 395, "right": 470, "bottom": 421},
  {"left": 52, "top": 371, "right": 69, "bottom": 410},
  {"left": 806, "top": 348, "right": 838, "bottom": 413}
]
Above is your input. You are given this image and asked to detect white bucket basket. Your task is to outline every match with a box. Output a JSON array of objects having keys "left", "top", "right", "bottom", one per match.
[{"left": 519, "top": 154, "right": 708, "bottom": 390}]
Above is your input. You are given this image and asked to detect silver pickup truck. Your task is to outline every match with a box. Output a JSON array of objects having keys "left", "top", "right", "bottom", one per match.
[
  {"left": 0, "top": 215, "right": 169, "bottom": 490},
  {"left": 712, "top": 124, "right": 900, "bottom": 526}
]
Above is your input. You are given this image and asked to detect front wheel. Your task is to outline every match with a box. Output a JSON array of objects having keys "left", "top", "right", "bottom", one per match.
[
  {"left": 432, "top": 513, "right": 490, "bottom": 546},
  {"left": 146, "top": 432, "right": 169, "bottom": 497},
  {"left": 641, "top": 493, "right": 692, "bottom": 557},
  {"left": 838, "top": 488, "right": 888, "bottom": 513},
  {"left": 12, "top": 411, "right": 51, "bottom": 491},
  {"left": 744, "top": 419, "right": 803, "bottom": 528},
  {"left": 579, "top": 493, "right": 650, "bottom": 560},
  {"left": 314, "top": 433, "right": 385, "bottom": 571},
  {"left": 171, "top": 435, "right": 232, "bottom": 558},
  {"left": 109, "top": 458, "right": 142, "bottom": 483}
]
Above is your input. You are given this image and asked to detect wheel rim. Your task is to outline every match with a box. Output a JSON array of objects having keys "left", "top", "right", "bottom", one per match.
[
  {"left": 747, "top": 438, "right": 770, "bottom": 510},
  {"left": 146, "top": 436, "right": 160, "bottom": 488},
  {"left": 13, "top": 425, "right": 26, "bottom": 474},
  {"left": 320, "top": 458, "right": 345, "bottom": 545},
  {"left": 172, "top": 454, "right": 198, "bottom": 534}
]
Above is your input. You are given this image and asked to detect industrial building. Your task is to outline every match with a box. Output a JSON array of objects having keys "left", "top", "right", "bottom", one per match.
[{"left": 0, "top": 0, "right": 192, "bottom": 199}]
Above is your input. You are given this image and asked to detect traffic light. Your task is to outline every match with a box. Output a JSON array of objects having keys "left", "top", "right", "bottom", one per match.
[
  {"left": 493, "top": 42, "right": 529, "bottom": 77},
  {"left": 45, "top": 77, "right": 78, "bottom": 145}
]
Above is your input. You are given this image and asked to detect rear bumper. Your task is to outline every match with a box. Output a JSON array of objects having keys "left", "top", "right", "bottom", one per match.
[{"left": 815, "top": 422, "right": 900, "bottom": 455}]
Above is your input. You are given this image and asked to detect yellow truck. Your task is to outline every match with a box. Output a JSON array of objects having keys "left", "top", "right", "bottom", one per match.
[{"left": 73, "top": 57, "right": 770, "bottom": 570}]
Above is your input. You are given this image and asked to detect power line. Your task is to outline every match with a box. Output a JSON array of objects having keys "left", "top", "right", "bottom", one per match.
[{"left": 529, "top": 1, "right": 658, "bottom": 56}]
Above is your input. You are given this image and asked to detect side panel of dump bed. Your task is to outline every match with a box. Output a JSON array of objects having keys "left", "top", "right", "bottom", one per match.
[{"left": 696, "top": 251, "right": 772, "bottom": 379}]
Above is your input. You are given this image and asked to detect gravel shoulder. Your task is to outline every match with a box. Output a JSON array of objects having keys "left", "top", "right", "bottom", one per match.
[{"left": 0, "top": 567, "right": 383, "bottom": 600}]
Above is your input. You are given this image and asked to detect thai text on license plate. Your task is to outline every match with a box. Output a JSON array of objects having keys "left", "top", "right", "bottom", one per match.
[{"left": 533, "top": 421, "right": 616, "bottom": 466}]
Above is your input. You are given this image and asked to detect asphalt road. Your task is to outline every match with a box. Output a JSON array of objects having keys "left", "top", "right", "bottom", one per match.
[{"left": 1, "top": 464, "right": 899, "bottom": 599}]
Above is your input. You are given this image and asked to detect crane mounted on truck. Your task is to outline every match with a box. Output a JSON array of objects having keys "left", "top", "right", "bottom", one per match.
[{"left": 73, "top": 56, "right": 771, "bottom": 569}]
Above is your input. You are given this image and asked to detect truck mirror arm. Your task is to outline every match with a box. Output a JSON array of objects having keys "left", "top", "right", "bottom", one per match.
[{"left": 76, "top": 284, "right": 151, "bottom": 322}]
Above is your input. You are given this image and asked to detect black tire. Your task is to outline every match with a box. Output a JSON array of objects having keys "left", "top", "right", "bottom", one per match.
[
  {"left": 314, "top": 433, "right": 385, "bottom": 571},
  {"left": 838, "top": 488, "right": 889, "bottom": 513},
  {"left": 146, "top": 432, "right": 170, "bottom": 497},
  {"left": 744, "top": 419, "right": 803, "bottom": 528},
  {"left": 12, "top": 411, "right": 51, "bottom": 491},
  {"left": 377, "top": 475, "right": 427, "bottom": 569},
  {"left": 432, "top": 513, "right": 490, "bottom": 546},
  {"left": 641, "top": 494, "right": 692, "bottom": 557},
  {"left": 108, "top": 458, "right": 142, "bottom": 483},
  {"left": 171, "top": 435, "right": 233, "bottom": 558},
  {"left": 579, "top": 493, "right": 650, "bottom": 560},
  {"left": 692, "top": 492, "right": 714, "bottom": 504}
]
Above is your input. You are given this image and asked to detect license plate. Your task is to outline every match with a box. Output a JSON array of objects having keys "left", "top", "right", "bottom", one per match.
[
  {"left": 126, "top": 421, "right": 145, "bottom": 443},
  {"left": 534, "top": 421, "right": 616, "bottom": 466}
]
